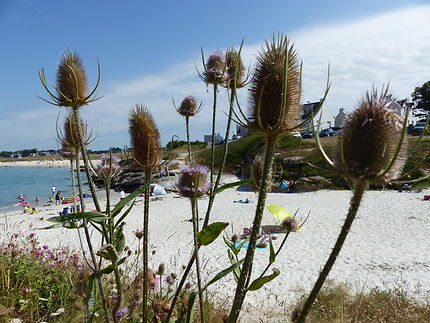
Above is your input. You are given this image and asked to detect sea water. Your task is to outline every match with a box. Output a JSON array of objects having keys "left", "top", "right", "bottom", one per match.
[{"left": 0, "top": 167, "right": 74, "bottom": 210}]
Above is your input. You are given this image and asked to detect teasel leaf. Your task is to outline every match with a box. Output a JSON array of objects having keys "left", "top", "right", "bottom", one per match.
[{"left": 248, "top": 268, "right": 280, "bottom": 291}]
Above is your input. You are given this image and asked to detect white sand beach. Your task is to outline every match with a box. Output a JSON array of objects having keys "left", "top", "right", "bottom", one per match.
[
  {"left": 1, "top": 177, "right": 429, "bottom": 322},
  {"left": 0, "top": 160, "right": 72, "bottom": 168}
]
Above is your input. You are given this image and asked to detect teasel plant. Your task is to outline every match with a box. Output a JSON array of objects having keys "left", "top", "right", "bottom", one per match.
[
  {"left": 39, "top": 51, "right": 113, "bottom": 323},
  {"left": 173, "top": 96, "right": 203, "bottom": 162},
  {"left": 175, "top": 163, "right": 212, "bottom": 322},
  {"left": 294, "top": 86, "right": 430, "bottom": 323},
  {"left": 129, "top": 104, "right": 160, "bottom": 323},
  {"left": 226, "top": 34, "right": 330, "bottom": 322}
]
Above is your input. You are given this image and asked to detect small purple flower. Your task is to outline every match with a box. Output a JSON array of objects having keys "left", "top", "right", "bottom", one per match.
[
  {"left": 21, "top": 288, "right": 29, "bottom": 293},
  {"left": 177, "top": 96, "right": 201, "bottom": 117},
  {"left": 52, "top": 276, "right": 59, "bottom": 282},
  {"left": 34, "top": 250, "right": 42, "bottom": 258},
  {"left": 29, "top": 233, "right": 36, "bottom": 239},
  {"left": 115, "top": 306, "right": 129, "bottom": 318},
  {"left": 96, "top": 154, "right": 121, "bottom": 180},
  {"left": 42, "top": 245, "right": 49, "bottom": 250},
  {"left": 203, "top": 51, "right": 225, "bottom": 85}
]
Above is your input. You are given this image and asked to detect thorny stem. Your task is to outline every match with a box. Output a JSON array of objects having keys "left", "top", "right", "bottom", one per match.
[
  {"left": 203, "top": 88, "right": 236, "bottom": 228},
  {"left": 209, "top": 84, "right": 218, "bottom": 197},
  {"left": 142, "top": 168, "right": 151, "bottom": 323},
  {"left": 295, "top": 180, "right": 367, "bottom": 323},
  {"left": 191, "top": 198, "right": 205, "bottom": 323},
  {"left": 75, "top": 149, "right": 110, "bottom": 323},
  {"left": 185, "top": 116, "right": 192, "bottom": 163},
  {"left": 227, "top": 136, "right": 277, "bottom": 323}
]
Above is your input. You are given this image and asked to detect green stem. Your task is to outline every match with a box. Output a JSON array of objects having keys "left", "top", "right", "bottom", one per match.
[
  {"left": 209, "top": 84, "right": 218, "bottom": 195},
  {"left": 72, "top": 108, "right": 102, "bottom": 213},
  {"left": 191, "top": 198, "right": 205, "bottom": 323},
  {"left": 75, "top": 154, "right": 110, "bottom": 323},
  {"left": 295, "top": 180, "right": 367, "bottom": 323},
  {"left": 227, "top": 136, "right": 277, "bottom": 323},
  {"left": 186, "top": 116, "right": 192, "bottom": 163},
  {"left": 203, "top": 88, "right": 236, "bottom": 228},
  {"left": 142, "top": 168, "right": 151, "bottom": 323}
]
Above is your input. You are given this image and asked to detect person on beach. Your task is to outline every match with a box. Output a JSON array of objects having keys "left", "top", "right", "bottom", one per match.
[
  {"left": 120, "top": 190, "right": 125, "bottom": 200},
  {"left": 51, "top": 186, "right": 56, "bottom": 195},
  {"left": 30, "top": 208, "right": 37, "bottom": 214},
  {"left": 18, "top": 194, "right": 25, "bottom": 201},
  {"left": 55, "top": 191, "right": 61, "bottom": 205},
  {"left": 35, "top": 196, "right": 40, "bottom": 205}
]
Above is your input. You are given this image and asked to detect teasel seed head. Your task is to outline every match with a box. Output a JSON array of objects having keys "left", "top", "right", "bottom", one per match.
[
  {"left": 177, "top": 96, "right": 202, "bottom": 117},
  {"left": 157, "top": 263, "right": 166, "bottom": 276},
  {"left": 248, "top": 34, "right": 301, "bottom": 138},
  {"left": 129, "top": 104, "right": 160, "bottom": 170},
  {"left": 176, "top": 163, "right": 211, "bottom": 199},
  {"left": 203, "top": 51, "right": 226, "bottom": 85},
  {"left": 56, "top": 50, "right": 88, "bottom": 107},
  {"left": 224, "top": 48, "right": 246, "bottom": 89},
  {"left": 334, "top": 88, "right": 407, "bottom": 184},
  {"left": 60, "top": 143, "right": 76, "bottom": 160},
  {"left": 62, "top": 112, "right": 87, "bottom": 149},
  {"left": 251, "top": 154, "right": 273, "bottom": 192},
  {"left": 279, "top": 216, "right": 299, "bottom": 232}
]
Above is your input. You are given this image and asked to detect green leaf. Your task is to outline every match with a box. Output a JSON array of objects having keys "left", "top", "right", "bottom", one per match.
[
  {"left": 111, "top": 183, "right": 150, "bottom": 217},
  {"left": 38, "top": 223, "right": 65, "bottom": 230},
  {"left": 214, "top": 179, "right": 253, "bottom": 194},
  {"left": 185, "top": 291, "right": 197, "bottom": 323},
  {"left": 48, "top": 212, "right": 107, "bottom": 223},
  {"left": 97, "top": 265, "right": 115, "bottom": 276},
  {"left": 204, "top": 258, "right": 245, "bottom": 290},
  {"left": 269, "top": 235, "right": 275, "bottom": 264},
  {"left": 114, "top": 226, "right": 125, "bottom": 254},
  {"left": 114, "top": 201, "right": 135, "bottom": 228},
  {"left": 197, "top": 222, "right": 229, "bottom": 246},
  {"left": 116, "top": 257, "right": 127, "bottom": 266},
  {"left": 85, "top": 275, "right": 97, "bottom": 323},
  {"left": 235, "top": 240, "right": 247, "bottom": 254},
  {"left": 96, "top": 244, "right": 118, "bottom": 263},
  {"left": 248, "top": 268, "right": 280, "bottom": 291},
  {"left": 266, "top": 204, "right": 293, "bottom": 222}
]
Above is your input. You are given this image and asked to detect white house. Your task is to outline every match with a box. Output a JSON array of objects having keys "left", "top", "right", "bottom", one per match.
[{"left": 334, "top": 108, "right": 346, "bottom": 128}]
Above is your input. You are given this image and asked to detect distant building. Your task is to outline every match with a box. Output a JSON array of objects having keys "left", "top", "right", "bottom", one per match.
[
  {"left": 203, "top": 133, "right": 223, "bottom": 144},
  {"left": 388, "top": 99, "right": 411, "bottom": 118},
  {"left": 334, "top": 108, "right": 346, "bottom": 128}
]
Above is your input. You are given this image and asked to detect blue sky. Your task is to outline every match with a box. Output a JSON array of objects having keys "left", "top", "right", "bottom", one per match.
[{"left": 0, "top": 0, "right": 429, "bottom": 150}]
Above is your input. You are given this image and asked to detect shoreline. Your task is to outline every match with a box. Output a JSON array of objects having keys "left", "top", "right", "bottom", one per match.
[
  {"left": 0, "top": 159, "right": 71, "bottom": 168},
  {"left": 1, "top": 178, "right": 429, "bottom": 321}
]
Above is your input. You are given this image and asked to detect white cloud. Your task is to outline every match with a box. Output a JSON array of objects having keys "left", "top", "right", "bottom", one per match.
[{"left": 2, "top": 4, "right": 430, "bottom": 150}]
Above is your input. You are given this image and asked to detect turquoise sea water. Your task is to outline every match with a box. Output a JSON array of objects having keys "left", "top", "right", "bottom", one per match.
[{"left": 0, "top": 167, "right": 74, "bottom": 210}]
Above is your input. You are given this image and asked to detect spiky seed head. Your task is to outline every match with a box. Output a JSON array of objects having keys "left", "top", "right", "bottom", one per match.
[
  {"left": 157, "top": 263, "right": 166, "bottom": 276},
  {"left": 203, "top": 51, "right": 225, "bottom": 85},
  {"left": 334, "top": 88, "right": 407, "bottom": 184},
  {"left": 224, "top": 48, "right": 246, "bottom": 89},
  {"left": 178, "top": 96, "right": 199, "bottom": 117},
  {"left": 63, "top": 112, "right": 86, "bottom": 148},
  {"left": 176, "top": 163, "right": 211, "bottom": 199},
  {"left": 251, "top": 154, "right": 273, "bottom": 192},
  {"left": 56, "top": 50, "right": 88, "bottom": 107},
  {"left": 60, "top": 143, "right": 76, "bottom": 160},
  {"left": 248, "top": 34, "right": 301, "bottom": 137},
  {"left": 129, "top": 104, "right": 160, "bottom": 170}
]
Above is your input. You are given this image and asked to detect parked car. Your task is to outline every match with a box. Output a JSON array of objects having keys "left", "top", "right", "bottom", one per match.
[
  {"left": 290, "top": 131, "right": 302, "bottom": 139},
  {"left": 412, "top": 122, "right": 429, "bottom": 136},
  {"left": 319, "top": 128, "right": 335, "bottom": 137},
  {"left": 301, "top": 130, "right": 314, "bottom": 139}
]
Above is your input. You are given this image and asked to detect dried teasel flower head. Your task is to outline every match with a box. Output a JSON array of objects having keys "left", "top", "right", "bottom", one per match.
[
  {"left": 59, "top": 143, "right": 76, "bottom": 160},
  {"left": 176, "top": 163, "right": 211, "bottom": 199},
  {"left": 157, "top": 263, "right": 165, "bottom": 276},
  {"left": 176, "top": 96, "right": 202, "bottom": 117},
  {"left": 251, "top": 154, "right": 273, "bottom": 192},
  {"left": 334, "top": 87, "right": 407, "bottom": 184},
  {"left": 279, "top": 216, "right": 299, "bottom": 232},
  {"left": 248, "top": 34, "right": 301, "bottom": 138},
  {"left": 129, "top": 104, "right": 160, "bottom": 170},
  {"left": 56, "top": 50, "right": 89, "bottom": 107},
  {"left": 62, "top": 112, "right": 87, "bottom": 148},
  {"left": 224, "top": 47, "right": 246, "bottom": 89},
  {"left": 203, "top": 51, "right": 226, "bottom": 85}
]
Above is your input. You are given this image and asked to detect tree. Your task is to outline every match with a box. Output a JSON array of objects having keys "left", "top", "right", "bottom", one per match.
[{"left": 412, "top": 81, "right": 430, "bottom": 120}]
